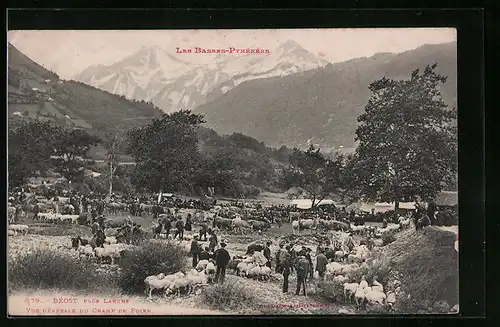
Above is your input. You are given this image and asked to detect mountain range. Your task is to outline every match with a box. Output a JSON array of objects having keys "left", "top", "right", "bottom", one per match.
[
  {"left": 194, "top": 42, "right": 457, "bottom": 149},
  {"left": 9, "top": 40, "right": 457, "bottom": 152},
  {"left": 74, "top": 40, "right": 331, "bottom": 112}
]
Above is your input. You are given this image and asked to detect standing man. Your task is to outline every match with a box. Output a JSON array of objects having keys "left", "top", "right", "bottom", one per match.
[
  {"left": 315, "top": 250, "right": 328, "bottom": 280},
  {"left": 190, "top": 235, "right": 201, "bottom": 268},
  {"left": 281, "top": 245, "right": 292, "bottom": 293},
  {"left": 295, "top": 255, "right": 310, "bottom": 296},
  {"left": 199, "top": 222, "right": 208, "bottom": 241},
  {"left": 185, "top": 214, "right": 193, "bottom": 232},
  {"left": 163, "top": 216, "right": 172, "bottom": 239},
  {"left": 263, "top": 241, "right": 272, "bottom": 269},
  {"left": 275, "top": 243, "right": 284, "bottom": 273},
  {"left": 174, "top": 216, "right": 184, "bottom": 240},
  {"left": 305, "top": 248, "right": 314, "bottom": 280},
  {"left": 214, "top": 241, "right": 230, "bottom": 284},
  {"left": 209, "top": 230, "right": 218, "bottom": 252}
]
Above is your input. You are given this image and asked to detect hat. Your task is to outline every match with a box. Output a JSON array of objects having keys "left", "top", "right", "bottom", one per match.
[
  {"left": 220, "top": 242, "right": 227, "bottom": 247},
  {"left": 266, "top": 241, "right": 272, "bottom": 245}
]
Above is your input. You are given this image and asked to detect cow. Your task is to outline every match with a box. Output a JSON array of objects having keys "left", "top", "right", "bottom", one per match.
[{"left": 248, "top": 220, "right": 270, "bottom": 232}]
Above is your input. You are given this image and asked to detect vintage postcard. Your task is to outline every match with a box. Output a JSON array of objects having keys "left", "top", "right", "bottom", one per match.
[{"left": 7, "top": 28, "right": 458, "bottom": 316}]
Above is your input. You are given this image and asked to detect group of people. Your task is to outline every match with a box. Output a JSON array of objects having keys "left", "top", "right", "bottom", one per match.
[{"left": 189, "top": 235, "right": 231, "bottom": 284}]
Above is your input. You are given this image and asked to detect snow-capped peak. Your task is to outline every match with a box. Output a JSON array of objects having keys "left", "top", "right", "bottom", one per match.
[{"left": 74, "top": 40, "right": 331, "bottom": 112}]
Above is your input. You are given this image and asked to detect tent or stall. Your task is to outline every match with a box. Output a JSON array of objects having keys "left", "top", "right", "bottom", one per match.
[
  {"left": 434, "top": 191, "right": 458, "bottom": 208},
  {"left": 359, "top": 202, "right": 418, "bottom": 214},
  {"left": 290, "top": 199, "right": 336, "bottom": 210}
]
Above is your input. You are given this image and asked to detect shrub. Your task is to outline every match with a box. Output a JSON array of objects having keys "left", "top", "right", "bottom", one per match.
[
  {"left": 8, "top": 249, "right": 113, "bottom": 292},
  {"left": 118, "top": 240, "right": 186, "bottom": 294},
  {"left": 200, "top": 279, "right": 258, "bottom": 312},
  {"left": 315, "top": 280, "right": 345, "bottom": 303},
  {"left": 365, "top": 261, "right": 392, "bottom": 287},
  {"left": 346, "top": 265, "right": 370, "bottom": 283}
]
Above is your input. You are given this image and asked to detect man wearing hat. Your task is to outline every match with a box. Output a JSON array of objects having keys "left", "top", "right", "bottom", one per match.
[
  {"left": 315, "top": 249, "right": 328, "bottom": 280},
  {"left": 214, "top": 241, "right": 230, "bottom": 284},
  {"left": 295, "top": 255, "right": 310, "bottom": 296},
  {"left": 190, "top": 235, "right": 201, "bottom": 268},
  {"left": 263, "top": 241, "right": 272, "bottom": 269},
  {"left": 280, "top": 245, "right": 292, "bottom": 293}
]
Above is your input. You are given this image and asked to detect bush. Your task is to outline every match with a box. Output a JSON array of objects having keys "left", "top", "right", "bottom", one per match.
[
  {"left": 8, "top": 249, "right": 113, "bottom": 292},
  {"left": 118, "top": 240, "right": 186, "bottom": 294},
  {"left": 200, "top": 279, "right": 258, "bottom": 311},
  {"left": 365, "top": 261, "right": 392, "bottom": 287},
  {"left": 315, "top": 280, "right": 345, "bottom": 303}
]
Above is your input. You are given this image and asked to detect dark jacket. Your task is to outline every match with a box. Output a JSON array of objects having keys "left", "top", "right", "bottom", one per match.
[
  {"left": 280, "top": 251, "right": 292, "bottom": 271},
  {"left": 215, "top": 248, "right": 231, "bottom": 267},
  {"left": 190, "top": 240, "right": 200, "bottom": 254},
  {"left": 163, "top": 218, "right": 172, "bottom": 229},
  {"left": 263, "top": 246, "right": 271, "bottom": 260},
  {"left": 295, "top": 257, "right": 310, "bottom": 277},
  {"left": 175, "top": 219, "right": 184, "bottom": 230},
  {"left": 316, "top": 253, "right": 328, "bottom": 272}
]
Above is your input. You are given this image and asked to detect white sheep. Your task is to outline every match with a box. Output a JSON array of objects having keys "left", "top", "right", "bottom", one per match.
[
  {"left": 365, "top": 290, "right": 387, "bottom": 305},
  {"left": 354, "top": 287, "right": 366, "bottom": 307},
  {"left": 166, "top": 276, "right": 190, "bottom": 297},
  {"left": 343, "top": 282, "right": 359, "bottom": 303},
  {"left": 371, "top": 277, "right": 384, "bottom": 293},
  {"left": 144, "top": 273, "right": 172, "bottom": 299},
  {"left": 78, "top": 245, "right": 95, "bottom": 260},
  {"left": 326, "top": 262, "right": 343, "bottom": 275},
  {"left": 8, "top": 224, "right": 29, "bottom": 236},
  {"left": 237, "top": 262, "right": 254, "bottom": 277},
  {"left": 259, "top": 266, "right": 272, "bottom": 281},
  {"left": 334, "top": 250, "right": 345, "bottom": 262},
  {"left": 196, "top": 259, "right": 209, "bottom": 271},
  {"left": 205, "top": 262, "right": 216, "bottom": 282},
  {"left": 8, "top": 230, "right": 15, "bottom": 236},
  {"left": 105, "top": 236, "right": 117, "bottom": 245}
]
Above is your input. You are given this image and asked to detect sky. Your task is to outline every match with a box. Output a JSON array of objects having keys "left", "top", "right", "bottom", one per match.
[{"left": 8, "top": 28, "right": 456, "bottom": 79}]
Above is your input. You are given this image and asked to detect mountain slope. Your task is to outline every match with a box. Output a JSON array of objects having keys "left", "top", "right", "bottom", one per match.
[
  {"left": 194, "top": 42, "right": 457, "bottom": 149},
  {"left": 8, "top": 43, "right": 164, "bottom": 157},
  {"left": 74, "top": 40, "right": 330, "bottom": 112}
]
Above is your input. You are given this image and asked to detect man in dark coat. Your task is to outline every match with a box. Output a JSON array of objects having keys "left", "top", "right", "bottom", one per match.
[
  {"left": 280, "top": 245, "right": 292, "bottom": 293},
  {"left": 275, "top": 243, "right": 284, "bottom": 273},
  {"left": 209, "top": 231, "right": 218, "bottom": 252},
  {"left": 199, "top": 222, "right": 208, "bottom": 241},
  {"left": 263, "top": 241, "right": 272, "bottom": 269},
  {"left": 174, "top": 217, "right": 184, "bottom": 240},
  {"left": 316, "top": 250, "right": 328, "bottom": 280},
  {"left": 163, "top": 217, "right": 172, "bottom": 238},
  {"left": 190, "top": 235, "right": 201, "bottom": 267},
  {"left": 295, "top": 255, "right": 310, "bottom": 296},
  {"left": 214, "top": 242, "right": 231, "bottom": 284},
  {"left": 305, "top": 248, "right": 314, "bottom": 280},
  {"left": 185, "top": 214, "right": 193, "bottom": 232}
]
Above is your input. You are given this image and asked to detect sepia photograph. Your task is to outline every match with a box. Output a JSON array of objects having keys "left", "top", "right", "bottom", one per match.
[{"left": 7, "top": 28, "right": 458, "bottom": 316}]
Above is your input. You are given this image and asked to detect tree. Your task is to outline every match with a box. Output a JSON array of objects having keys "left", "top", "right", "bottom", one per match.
[
  {"left": 348, "top": 64, "right": 457, "bottom": 211},
  {"left": 51, "top": 128, "right": 102, "bottom": 182},
  {"left": 283, "top": 144, "right": 343, "bottom": 209},
  {"left": 127, "top": 110, "right": 205, "bottom": 195},
  {"left": 8, "top": 120, "right": 58, "bottom": 187},
  {"left": 103, "top": 132, "right": 123, "bottom": 197}
]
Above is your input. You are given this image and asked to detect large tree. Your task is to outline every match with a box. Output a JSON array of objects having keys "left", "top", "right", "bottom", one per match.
[
  {"left": 348, "top": 64, "right": 457, "bottom": 209},
  {"left": 51, "top": 128, "right": 102, "bottom": 182},
  {"left": 127, "top": 110, "right": 205, "bottom": 195},
  {"left": 283, "top": 144, "right": 344, "bottom": 209},
  {"left": 8, "top": 120, "right": 58, "bottom": 187}
]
